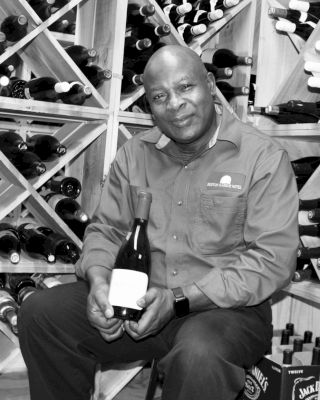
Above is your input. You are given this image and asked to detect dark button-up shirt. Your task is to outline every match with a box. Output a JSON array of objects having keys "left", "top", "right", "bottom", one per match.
[{"left": 76, "top": 105, "right": 299, "bottom": 308}]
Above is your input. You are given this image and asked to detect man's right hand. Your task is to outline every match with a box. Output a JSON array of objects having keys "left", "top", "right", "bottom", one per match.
[{"left": 86, "top": 266, "right": 125, "bottom": 342}]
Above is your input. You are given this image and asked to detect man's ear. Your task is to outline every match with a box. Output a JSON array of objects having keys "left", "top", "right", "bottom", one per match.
[{"left": 206, "top": 72, "right": 216, "bottom": 97}]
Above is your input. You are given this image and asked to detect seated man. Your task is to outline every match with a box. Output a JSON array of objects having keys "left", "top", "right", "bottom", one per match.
[{"left": 18, "top": 45, "right": 299, "bottom": 400}]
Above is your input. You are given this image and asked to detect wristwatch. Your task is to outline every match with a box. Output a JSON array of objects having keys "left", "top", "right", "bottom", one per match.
[{"left": 171, "top": 287, "right": 189, "bottom": 318}]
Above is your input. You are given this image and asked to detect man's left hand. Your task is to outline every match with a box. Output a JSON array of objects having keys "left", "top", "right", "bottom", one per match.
[{"left": 124, "top": 287, "right": 174, "bottom": 340}]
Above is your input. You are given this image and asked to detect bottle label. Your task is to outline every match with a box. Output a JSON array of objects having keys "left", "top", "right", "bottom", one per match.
[
  {"left": 193, "top": 10, "right": 206, "bottom": 23},
  {"left": 24, "top": 87, "right": 34, "bottom": 100},
  {"left": 177, "top": 23, "right": 189, "bottom": 36},
  {"left": 47, "top": 193, "right": 65, "bottom": 208},
  {"left": 108, "top": 269, "right": 148, "bottom": 310},
  {"left": 0, "top": 230, "right": 16, "bottom": 239}
]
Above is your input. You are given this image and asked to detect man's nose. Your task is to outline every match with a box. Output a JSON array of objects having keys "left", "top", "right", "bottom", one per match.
[{"left": 167, "top": 92, "right": 184, "bottom": 111}]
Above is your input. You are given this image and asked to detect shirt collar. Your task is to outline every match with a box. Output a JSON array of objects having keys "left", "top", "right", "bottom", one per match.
[{"left": 140, "top": 103, "right": 241, "bottom": 151}]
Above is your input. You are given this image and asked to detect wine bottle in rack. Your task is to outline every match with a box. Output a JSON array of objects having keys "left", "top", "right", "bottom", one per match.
[
  {"left": 179, "top": 9, "right": 224, "bottom": 26},
  {"left": 8, "top": 274, "right": 38, "bottom": 304},
  {"left": 0, "top": 31, "right": 6, "bottom": 55},
  {"left": 268, "top": 7, "right": 319, "bottom": 26},
  {"left": 18, "top": 222, "right": 56, "bottom": 263},
  {"left": 308, "top": 209, "right": 320, "bottom": 223},
  {"left": 123, "top": 42, "right": 166, "bottom": 74},
  {"left": 121, "top": 69, "right": 144, "bottom": 94},
  {"left": 213, "top": 0, "right": 240, "bottom": 11},
  {"left": 0, "top": 274, "right": 6, "bottom": 289},
  {"left": 58, "top": 81, "right": 92, "bottom": 105},
  {"left": 80, "top": 65, "right": 112, "bottom": 88},
  {"left": 130, "top": 22, "right": 171, "bottom": 45},
  {"left": 9, "top": 150, "right": 46, "bottom": 179},
  {"left": 10, "top": 76, "right": 70, "bottom": 102},
  {"left": 44, "top": 193, "right": 90, "bottom": 240},
  {"left": 0, "top": 222, "right": 21, "bottom": 264},
  {"left": 31, "top": 3, "right": 59, "bottom": 20},
  {"left": 289, "top": 0, "right": 320, "bottom": 19},
  {"left": 292, "top": 262, "right": 315, "bottom": 282},
  {"left": 297, "top": 245, "right": 320, "bottom": 259},
  {"left": 0, "top": 64, "right": 15, "bottom": 78},
  {"left": 299, "top": 198, "right": 320, "bottom": 210},
  {"left": 124, "top": 36, "right": 152, "bottom": 60},
  {"left": 65, "top": 45, "right": 97, "bottom": 68},
  {"left": 0, "top": 131, "right": 28, "bottom": 154},
  {"left": 177, "top": 22, "right": 207, "bottom": 43},
  {"left": 108, "top": 191, "right": 152, "bottom": 321},
  {"left": 204, "top": 63, "right": 233, "bottom": 79},
  {"left": 26, "top": 134, "right": 67, "bottom": 161},
  {"left": 162, "top": 3, "right": 193, "bottom": 28},
  {"left": 216, "top": 81, "right": 249, "bottom": 101},
  {"left": 0, "top": 15, "right": 28, "bottom": 42},
  {"left": 299, "top": 224, "right": 320, "bottom": 237},
  {"left": 201, "top": 48, "right": 253, "bottom": 68},
  {"left": 275, "top": 20, "right": 315, "bottom": 41},
  {"left": 45, "top": 175, "right": 81, "bottom": 199},
  {"left": 0, "top": 289, "right": 18, "bottom": 334},
  {"left": 126, "top": 3, "right": 156, "bottom": 26},
  {"left": 291, "top": 156, "right": 320, "bottom": 176},
  {"left": 37, "top": 226, "right": 80, "bottom": 264}
]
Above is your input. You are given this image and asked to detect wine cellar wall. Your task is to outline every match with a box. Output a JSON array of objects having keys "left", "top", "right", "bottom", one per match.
[{"left": 0, "top": 0, "right": 320, "bottom": 398}]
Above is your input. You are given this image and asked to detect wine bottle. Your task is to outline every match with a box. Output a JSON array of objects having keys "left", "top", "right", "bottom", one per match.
[
  {"left": 0, "top": 131, "right": 27, "bottom": 154},
  {"left": 126, "top": 3, "right": 156, "bottom": 26},
  {"left": 0, "top": 31, "right": 6, "bottom": 54},
  {"left": 308, "top": 209, "right": 320, "bottom": 223},
  {"left": 10, "top": 76, "right": 70, "bottom": 102},
  {"left": 297, "top": 245, "right": 320, "bottom": 259},
  {"left": 0, "top": 223, "right": 21, "bottom": 264},
  {"left": 213, "top": 0, "right": 240, "bottom": 11},
  {"left": 180, "top": 9, "right": 224, "bottom": 26},
  {"left": 163, "top": 3, "right": 193, "bottom": 27},
  {"left": 18, "top": 222, "right": 56, "bottom": 263},
  {"left": 108, "top": 190, "right": 152, "bottom": 321},
  {"left": 292, "top": 263, "right": 314, "bottom": 282},
  {"left": 204, "top": 63, "right": 233, "bottom": 79},
  {"left": 37, "top": 226, "right": 80, "bottom": 264},
  {"left": 58, "top": 81, "right": 92, "bottom": 105},
  {"left": 80, "top": 65, "right": 112, "bottom": 88},
  {"left": 0, "top": 290, "right": 18, "bottom": 334},
  {"left": 304, "top": 330, "right": 313, "bottom": 344},
  {"left": 65, "top": 44, "right": 97, "bottom": 68},
  {"left": 0, "top": 64, "right": 15, "bottom": 78},
  {"left": 28, "top": 0, "right": 56, "bottom": 7},
  {"left": 130, "top": 22, "right": 171, "bottom": 45},
  {"left": 275, "top": 20, "right": 314, "bottom": 41},
  {"left": 9, "top": 150, "right": 46, "bottom": 179},
  {"left": 289, "top": 0, "right": 320, "bottom": 19},
  {"left": 121, "top": 69, "right": 144, "bottom": 94},
  {"left": 216, "top": 81, "right": 249, "bottom": 101},
  {"left": 0, "top": 274, "right": 6, "bottom": 289},
  {"left": 299, "top": 198, "right": 320, "bottom": 210},
  {"left": 291, "top": 156, "right": 320, "bottom": 176},
  {"left": 177, "top": 22, "right": 207, "bottom": 43},
  {"left": 311, "top": 347, "right": 320, "bottom": 365},
  {"left": 283, "top": 349, "right": 294, "bottom": 364},
  {"left": 299, "top": 224, "right": 320, "bottom": 237},
  {"left": 123, "top": 42, "right": 166, "bottom": 74},
  {"left": 46, "top": 175, "right": 81, "bottom": 199},
  {"left": 31, "top": 3, "right": 59, "bottom": 20},
  {"left": 194, "top": 0, "right": 216, "bottom": 12},
  {"left": 268, "top": 7, "right": 319, "bottom": 26},
  {"left": 26, "top": 134, "right": 67, "bottom": 161},
  {"left": 0, "top": 15, "right": 28, "bottom": 42},
  {"left": 281, "top": 329, "right": 291, "bottom": 345},
  {"left": 293, "top": 338, "right": 303, "bottom": 352},
  {"left": 286, "top": 322, "right": 294, "bottom": 336},
  {"left": 124, "top": 36, "right": 152, "bottom": 60},
  {"left": 201, "top": 48, "right": 253, "bottom": 68},
  {"left": 8, "top": 274, "right": 38, "bottom": 304},
  {"left": 44, "top": 193, "right": 90, "bottom": 240}
]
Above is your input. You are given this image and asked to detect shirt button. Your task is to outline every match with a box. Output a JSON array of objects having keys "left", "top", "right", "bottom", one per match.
[
  {"left": 172, "top": 269, "right": 178, "bottom": 276},
  {"left": 177, "top": 200, "right": 183, "bottom": 206},
  {"left": 184, "top": 165, "right": 188, "bottom": 169},
  {"left": 172, "top": 234, "right": 177, "bottom": 240}
]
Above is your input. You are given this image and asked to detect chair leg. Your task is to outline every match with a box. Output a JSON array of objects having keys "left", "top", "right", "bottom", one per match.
[{"left": 145, "top": 358, "right": 159, "bottom": 400}]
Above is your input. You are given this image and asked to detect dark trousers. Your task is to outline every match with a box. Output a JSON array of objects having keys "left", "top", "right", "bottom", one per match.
[{"left": 18, "top": 280, "right": 272, "bottom": 400}]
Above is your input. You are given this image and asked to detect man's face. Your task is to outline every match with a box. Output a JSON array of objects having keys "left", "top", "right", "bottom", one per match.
[{"left": 145, "top": 58, "right": 216, "bottom": 146}]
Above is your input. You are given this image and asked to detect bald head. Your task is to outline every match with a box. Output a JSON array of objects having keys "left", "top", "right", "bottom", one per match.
[{"left": 143, "top": 45, "right": 209, "bottom": 89}]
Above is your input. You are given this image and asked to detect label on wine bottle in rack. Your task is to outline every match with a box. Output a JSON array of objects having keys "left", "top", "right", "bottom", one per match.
[
  {"left": 0, "top": 230, "right": 17, "bottom": 239},
  {"left": 108, "top": 269, "right": 148, "bottom": 310},
  {"left": 24, "top": 87, "right": 34, "bottom": 100}
]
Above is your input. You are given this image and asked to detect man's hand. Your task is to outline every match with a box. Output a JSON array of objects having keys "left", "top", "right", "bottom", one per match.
[
  {"left": 124, "top": 287, "right": 175, "bottom": 340},
  {"left": 87, "top": 277, "right": 125, "bottom": 342}
]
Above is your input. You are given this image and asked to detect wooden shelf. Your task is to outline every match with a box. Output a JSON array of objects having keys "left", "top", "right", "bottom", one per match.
[
  {"left": 283, "top": 280, "right": 320, "bottom": 305},
  {"left": 0, "top": 256, "right": 75, "bottom": 274}
]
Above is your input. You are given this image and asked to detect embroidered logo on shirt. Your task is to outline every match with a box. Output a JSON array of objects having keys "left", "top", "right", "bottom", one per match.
[{"left": 206, "top": 172, "right": 245, "bottom": 191}]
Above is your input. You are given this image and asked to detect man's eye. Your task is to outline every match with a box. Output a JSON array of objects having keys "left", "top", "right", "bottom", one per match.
[
  {"left": 181, "top": 84, "right": 192, "bottom": 91},
  {"left": 153, "top": 93, "right": 165, "bottom": 102}
]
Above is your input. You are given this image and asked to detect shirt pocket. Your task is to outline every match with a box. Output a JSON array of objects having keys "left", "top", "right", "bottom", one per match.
[{"left": 191, "top": 193, "right": 246, "bottom": 255}]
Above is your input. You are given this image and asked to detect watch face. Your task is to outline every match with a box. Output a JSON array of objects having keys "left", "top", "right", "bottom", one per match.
[{"left": 174, "top": 297, "right": 190, "bottom": 318}]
